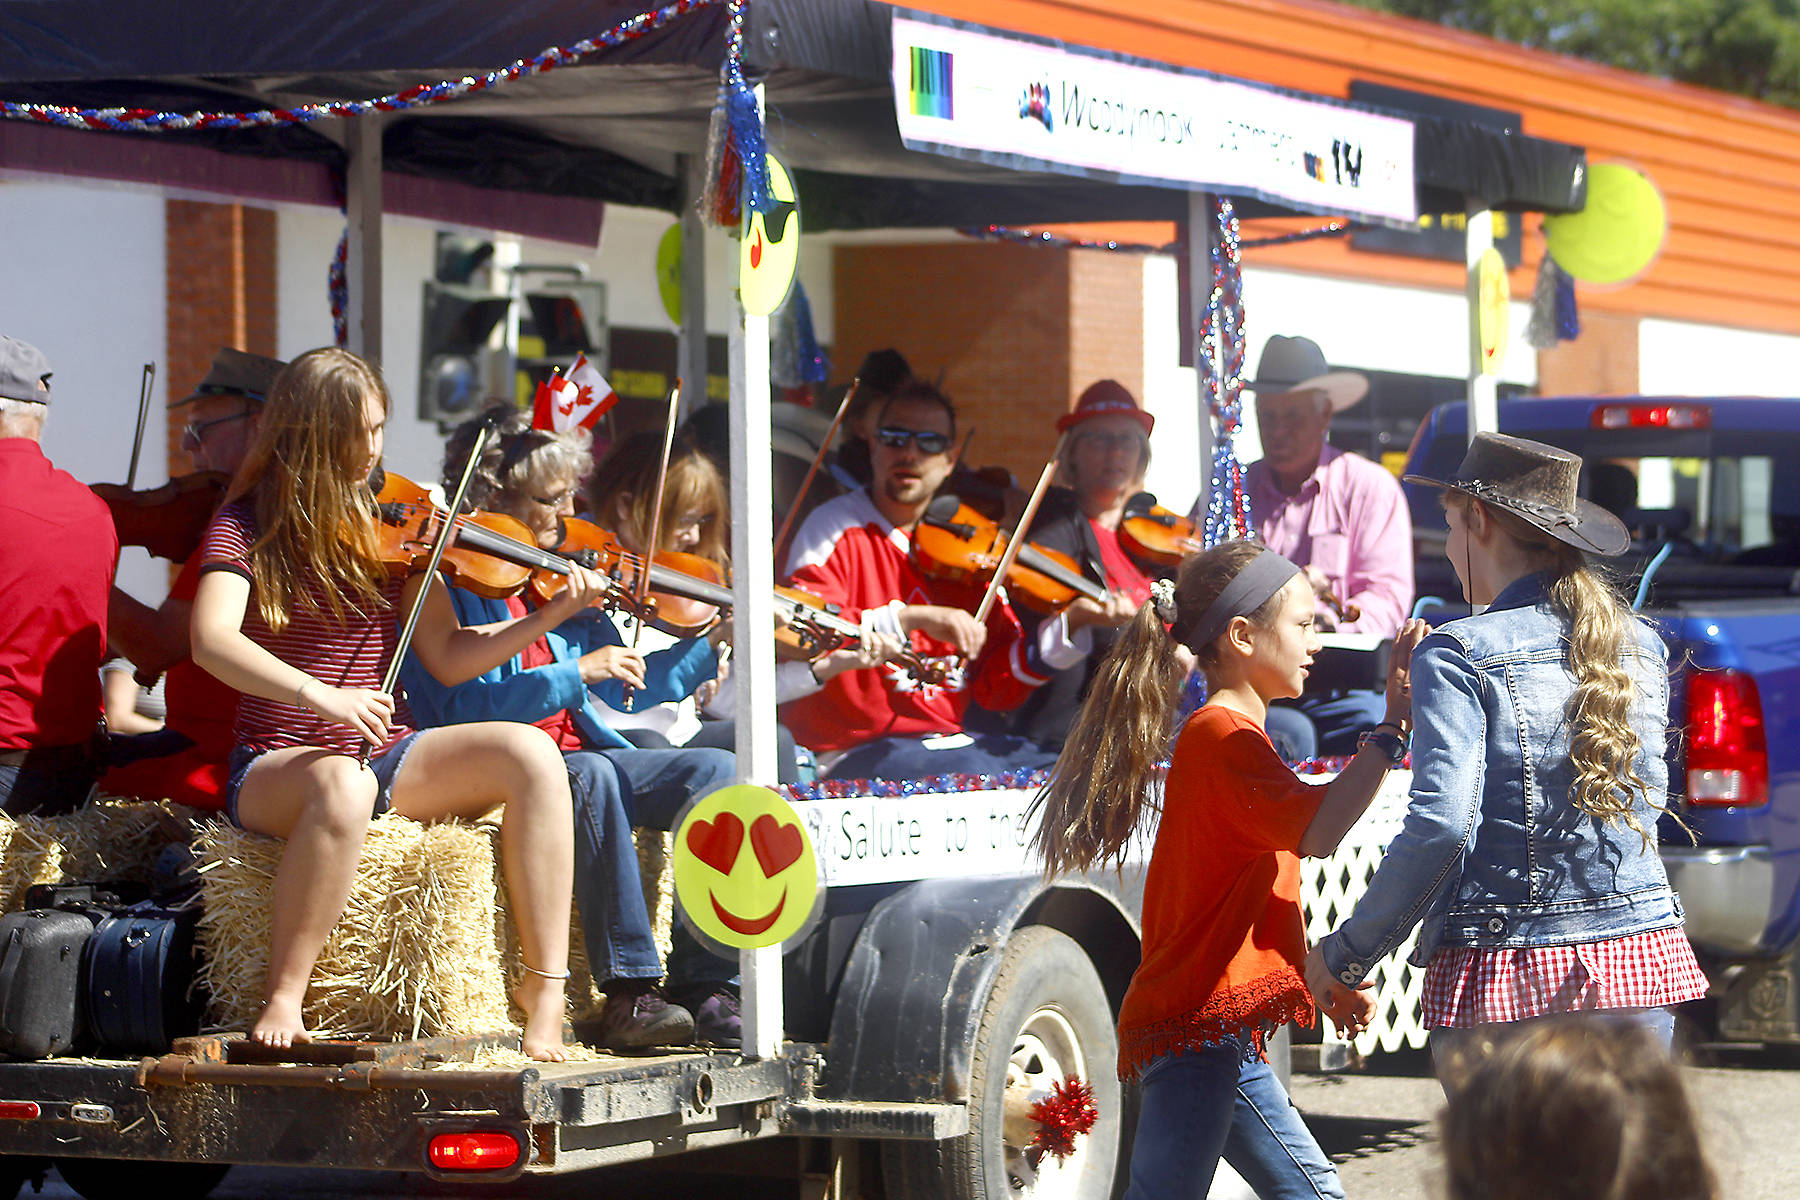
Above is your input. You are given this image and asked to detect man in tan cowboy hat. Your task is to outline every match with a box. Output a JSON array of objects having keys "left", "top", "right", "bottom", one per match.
[
  {"left": 1243, "top": 334, "right": 1412, "bottom": 755},
  {"left": 103, "top": 347, "right": 287, "bottom": 810}
]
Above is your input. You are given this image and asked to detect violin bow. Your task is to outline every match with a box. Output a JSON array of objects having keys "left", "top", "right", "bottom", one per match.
[
  {"left": 623, "top": 377, "right": 683, "bottom": 710},
  {"left": 971, "top": 433, "right": 1065, "bottom": 628},
  {"left": 363, "top": 412, "right": 500, "bottom": 766},
  {"left": 772, "top": 377, "right": 858, "bottom": 569},
  {"left": 125, "top": 362, "right": 156, "bottom": 490}
]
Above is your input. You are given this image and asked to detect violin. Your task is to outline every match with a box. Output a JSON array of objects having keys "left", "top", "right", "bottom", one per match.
[
  {"left": 1320, "top": 589, "right": 1362, "bottom": 627},
  {"left": 91, "top": 472, "right": 230, "bottom": 563},
  {"left": 912, "top": 495, "right": 1113, "bottom": 616},
  {"left": 553, "top": 517, "right": 734, "bottom": 637},
  {"left": 772, "top": 585, "right": 955, "bottom": 685},
  {"left": 1118, "top": 492, "right": 1204, "bottom": 568}
]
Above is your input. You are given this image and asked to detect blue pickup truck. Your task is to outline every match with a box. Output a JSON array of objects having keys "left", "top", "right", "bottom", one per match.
[{"left": 1402, "top": 396, "right": 1800, "bottom": 1043}]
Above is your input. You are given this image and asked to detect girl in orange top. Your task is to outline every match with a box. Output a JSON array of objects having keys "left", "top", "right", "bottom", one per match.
[{"left": 1034, "top": 540, "right": 1425, "bottom": 1200}]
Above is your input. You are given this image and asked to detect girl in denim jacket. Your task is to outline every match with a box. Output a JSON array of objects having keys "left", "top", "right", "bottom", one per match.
[
  {"left": 1307, "top": 432, "right": 1707, "bottom": 1083},
  {"left": 1033, "top": 541, "right": 1426, "bottom": 1200}
]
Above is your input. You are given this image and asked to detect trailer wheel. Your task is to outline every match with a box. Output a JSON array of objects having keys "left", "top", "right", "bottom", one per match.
[
  {"left": 54, "top": 1158, "right": 230, "bottom": 1200},
  {"left": 0, "top": 1156, "right": 45, "bottom": 1200},
  {"left": 885, "top": 925, "right": 1122, "bottom": 1199}
]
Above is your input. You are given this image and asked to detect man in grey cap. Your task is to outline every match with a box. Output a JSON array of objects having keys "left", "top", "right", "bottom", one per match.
[
  {"left": 103, "top": 347, "right": 286, "bottom": 809},
  {"left": 0, "top": 335, "right": 121, "bottom": 814},
  {"left": 1243, "top": 335, "right": 1413, "bottom": 757}
]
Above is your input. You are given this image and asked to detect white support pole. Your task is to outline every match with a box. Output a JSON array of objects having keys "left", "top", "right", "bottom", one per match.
[
  {"left": 343, "top": 115, "right": 384, "bottom": 364},
  {"left": 678, "top": 155, "right": 710, "bottom": 419},
  {"left": 1465, "top": 204, "right": 1497, "bottom": 439},
  {"left": 730, "top": 84, "right": 783, "bottom": 1061},
  {"left": 1187, "top": 190, "right": 1218, "bottom": 513}
]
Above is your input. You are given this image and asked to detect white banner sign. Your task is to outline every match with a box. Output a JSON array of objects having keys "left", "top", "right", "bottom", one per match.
[
  {"left": 791, "top": 771, "right": 1413, "bottom": 889},
  {"left": 891, "top": 14, "right": 1418, "bottom": 227}
]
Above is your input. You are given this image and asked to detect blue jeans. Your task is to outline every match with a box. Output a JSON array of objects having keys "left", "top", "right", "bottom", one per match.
[
  {"left": 1124, "top": 1035, "right": 1345, "bottom": 1200},
  {"left": 1295, "top": 689, "right": 1388, "bottom": 757},
  {"left": 564, "top": 751, "right": 661, "bottom": 985},
  {"left": 1430, "top": 1006, "right": 1676, "bottom": 1097},
  {"left": 0, "top": 761, "right": 95, "bottom": 816},
  {"left": 825, "top": 733, "right": 1057, "bottom": 781},
  {"left": 600, "top": 744, "right": 739, "bottom": 998},
  {"left": 1263, "top": 706, "right": 1318, "bottom": 763}
]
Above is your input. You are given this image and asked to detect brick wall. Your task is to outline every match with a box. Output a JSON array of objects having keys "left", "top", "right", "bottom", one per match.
[
  {"left": 163, "top": 199, "right": 279, "bottom": 476},
  {"left": 832, "top": 240, "right": 1145, "bottom": 487},
  {"left": 1535, "top": 311, "right": 1640, "bottom": 396}
]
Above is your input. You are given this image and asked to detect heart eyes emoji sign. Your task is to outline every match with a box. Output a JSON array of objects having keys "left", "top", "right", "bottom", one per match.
[{"left": 673, "top": 785, "right": 820, "bottom": 951}]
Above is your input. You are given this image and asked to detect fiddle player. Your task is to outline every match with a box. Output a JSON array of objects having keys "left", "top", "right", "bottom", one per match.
[
  {"left": 780, "top": 378, "right": 1058, "bottom": 780},
  {"left": 968, "top": 381, "right": 1156, "bottom": 750},
  {"left": 103, "top": 348, "right": 286, "bottom": 808},
  {"left": 400, "top": 406, "right": 741, "bottom": 1049},
  {"left": 0, "top": 335, "right": 120, "bottom": 814},
  {"left": 1242, "top": 335, "right": 1413, "bottom": 756}
]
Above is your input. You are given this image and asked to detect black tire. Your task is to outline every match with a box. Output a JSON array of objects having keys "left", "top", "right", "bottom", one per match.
[
  {"left": 885, "top": 925, "right": 1123, "bottom": 1199},
  {"left": 54, "top": 1158, "right": 231, "bottom": 1200},
  {"left": 0, "top": 1156, "right": 44, "bottom": 1200}
]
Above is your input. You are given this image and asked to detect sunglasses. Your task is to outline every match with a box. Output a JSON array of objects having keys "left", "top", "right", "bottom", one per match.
[{"left": 876, "top": 426, "right": 951, "bottom": 456}]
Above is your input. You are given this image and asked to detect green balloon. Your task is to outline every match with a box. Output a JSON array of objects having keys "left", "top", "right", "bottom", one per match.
[{"left": 1543, "top": 162, "right": 1667, "bottom": 285}]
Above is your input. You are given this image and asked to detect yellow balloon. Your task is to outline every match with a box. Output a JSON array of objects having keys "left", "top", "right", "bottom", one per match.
[
  {"left": 672, "top": 784, "right": 820, "bottom": 952},
  {"left": 656, "top": 223, "right": 682, "bottom": 326},
  {"left": 1476, "top": 247, "right": 1510, "bottom": 377},
  {"left": 1543, "top": 162, "right": 1667, "bottom": 285},
  {"left": 739, "top": 155, "right": 801, "bottom": 317}
]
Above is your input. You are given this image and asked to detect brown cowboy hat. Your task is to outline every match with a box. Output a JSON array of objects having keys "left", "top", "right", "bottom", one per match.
[{"left": 1404, "top": 431, "right": 1630, "bottom": 557}]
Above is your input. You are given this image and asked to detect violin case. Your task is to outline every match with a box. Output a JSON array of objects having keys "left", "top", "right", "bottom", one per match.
[
  {"left": 0, "top": 884, "right": 134, "bottom": 1060},
  {"left": 82, "top": 894, "right": 206, "bottom": 1056}
]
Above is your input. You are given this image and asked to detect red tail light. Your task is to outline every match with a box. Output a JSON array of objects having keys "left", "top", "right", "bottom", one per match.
[
  {"left": 426, "top": 1130, "right": 522, "bottom": 1171},
  {"left": 1591, "top": 402, "right": 1711, "bottom": 430},
  {"left": 0, "top": 1101, "right": 41, "bottom": 1119},
  {"left": 1686, "top": 670, "right": 1769, "bottom": 807}
]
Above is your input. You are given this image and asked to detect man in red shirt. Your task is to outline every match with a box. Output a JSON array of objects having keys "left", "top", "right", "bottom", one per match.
[
  {"left": 0, "top": 335, "right": 120, "bottom": 814},
  {"left": 780, "top": 378, "right": 1057, "bottom": 780},
  {"left": 104, "top": 348, "right": 286, "bottom": 809}
]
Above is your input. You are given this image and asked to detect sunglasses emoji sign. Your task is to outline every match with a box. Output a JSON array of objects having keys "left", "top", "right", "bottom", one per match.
[
  {"left": 673, "top": 785, "right": 821, "bottom": 952},
  {"left": 738, "top": 154, "right": 800, "bottom": 317}
]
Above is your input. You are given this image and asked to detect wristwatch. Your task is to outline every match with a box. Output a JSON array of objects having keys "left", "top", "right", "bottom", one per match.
[{"left": 1356, "top": 725, "right": 1408, "bottom": 766}]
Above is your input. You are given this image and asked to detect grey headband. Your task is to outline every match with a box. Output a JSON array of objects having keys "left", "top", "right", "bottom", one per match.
[{"left": 1174, "top": 549, "right": 1302, "bottom": 651}]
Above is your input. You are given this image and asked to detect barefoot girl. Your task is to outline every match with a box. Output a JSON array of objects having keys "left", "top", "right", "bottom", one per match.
[
  {"left": 190, "top": 348, "right": 584, "bottom": 1060},
  {"left": 1032, "top": 541, "right": 1426, "bottom": 1200}
]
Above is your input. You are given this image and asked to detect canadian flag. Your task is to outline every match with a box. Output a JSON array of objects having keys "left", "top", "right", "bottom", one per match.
[{"left": 531, "top": 352, "right": 619, "bottom": 433}]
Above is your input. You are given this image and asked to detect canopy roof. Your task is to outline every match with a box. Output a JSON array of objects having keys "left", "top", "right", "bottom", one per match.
[{"left": 0, "top": 0, "right": 1586, "bottom": 229}]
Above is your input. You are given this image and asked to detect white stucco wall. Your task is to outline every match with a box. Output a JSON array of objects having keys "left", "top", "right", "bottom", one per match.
[
  {"left": 1637, "top": 317, "right": 1800, "bottom": 397},
  {"left": 0, "top": 178, "right": 167, "bottom": 605}
]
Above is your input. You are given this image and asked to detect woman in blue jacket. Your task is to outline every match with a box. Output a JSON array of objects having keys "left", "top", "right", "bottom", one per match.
[
  {"left": 1305, "top": 433, "right": 1707, "bottom": 1084},
  {"left": 402, "top": 407, "right": 742, "bottom": 1048}
]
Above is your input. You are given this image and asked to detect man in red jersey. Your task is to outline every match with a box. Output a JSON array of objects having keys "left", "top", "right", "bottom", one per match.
[
  {"left": 0, "top": 335, "right": 120, "bottom": 814},
  {"left": 780, "top": 378, "right": 1058, "bottom": 780},
  {"left": 104, "top": 348, "right": 286, "bottom": 809}
]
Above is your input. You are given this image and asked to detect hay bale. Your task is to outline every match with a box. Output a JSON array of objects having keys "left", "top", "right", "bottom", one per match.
[
  {"left": 0, "top": 799, "right": 197, "bottom": 912},
  {"left": 635, "top": 828, "right": 675, "bottom": 959},
  {"left": 196, "top": 815, "right": 514, "bottom": 1039}
]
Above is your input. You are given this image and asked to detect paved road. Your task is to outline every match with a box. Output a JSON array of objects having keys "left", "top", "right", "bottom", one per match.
[{"left": 20, "top": 1043, "right": 1799, "bottom": 1199}]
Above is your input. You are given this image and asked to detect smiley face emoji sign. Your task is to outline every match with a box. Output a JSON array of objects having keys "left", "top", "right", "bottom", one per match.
[
  {"left": 738, "top": 154, "right": 800, "bottom": 317},
  {"left": 673, "top": 784, "right": 820, "bottom": 952}
]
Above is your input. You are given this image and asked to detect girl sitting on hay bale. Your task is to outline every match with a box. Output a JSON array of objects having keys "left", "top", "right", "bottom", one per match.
[{"left": 190, "top": 347, "right": 587, "bottom": 1061}]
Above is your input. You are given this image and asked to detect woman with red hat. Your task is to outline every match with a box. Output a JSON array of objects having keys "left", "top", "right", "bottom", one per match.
[{"left": 968, "top": 380, "right": 1168, "bottom": 749}]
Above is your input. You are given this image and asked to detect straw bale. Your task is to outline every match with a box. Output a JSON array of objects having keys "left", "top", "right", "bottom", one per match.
[
  {"left": 0, "top": 799, "right": 198, "bottom": 912},
  {"left": 196, "top": 815, "right": 514, "bottom": 1039}
]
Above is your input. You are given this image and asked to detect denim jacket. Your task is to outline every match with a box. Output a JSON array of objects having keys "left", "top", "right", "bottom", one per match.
[{"left": 1318, "top": 571, "right": 1681, "bottom": 988}]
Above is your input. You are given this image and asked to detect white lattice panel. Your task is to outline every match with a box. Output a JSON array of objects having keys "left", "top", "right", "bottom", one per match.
[{"left": 1298, "top": 770, "right": 1430, "bottom": 1055}]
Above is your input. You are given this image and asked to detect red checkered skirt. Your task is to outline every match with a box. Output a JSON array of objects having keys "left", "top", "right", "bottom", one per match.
[{"left": 1422, "top": 925, "right": 1709, "bottom": 1028}]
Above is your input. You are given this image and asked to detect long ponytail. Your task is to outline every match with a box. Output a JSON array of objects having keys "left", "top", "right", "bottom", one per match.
[{"left": 1031, "top": 540, "right": 1276, "bottom": 874}]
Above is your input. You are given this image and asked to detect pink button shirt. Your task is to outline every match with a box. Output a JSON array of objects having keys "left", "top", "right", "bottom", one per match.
[{"left": 1244, "top": 444, "right": 1413, "bottom": 636}]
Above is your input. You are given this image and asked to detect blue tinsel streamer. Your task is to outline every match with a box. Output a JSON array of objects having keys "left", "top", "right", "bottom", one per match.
[
  {"left": 1553, "top": 260, "right": 1580, "bottom": 341},
  {"left": 791, "top": 282, "right": 830, "bottom": 384}
]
